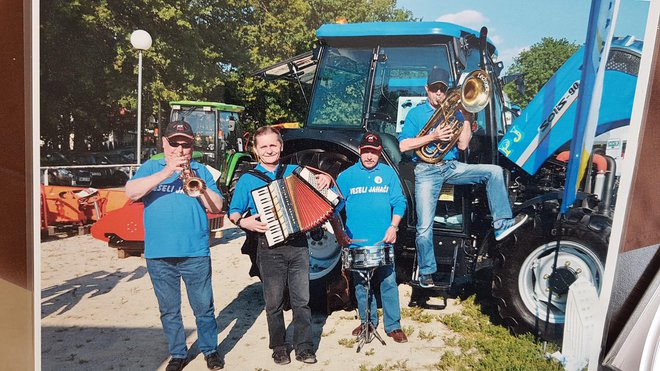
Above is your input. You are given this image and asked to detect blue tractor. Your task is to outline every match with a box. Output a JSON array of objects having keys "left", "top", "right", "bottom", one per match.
[{"left": 253, "top": 21, "right": 642, "bottom": 342}]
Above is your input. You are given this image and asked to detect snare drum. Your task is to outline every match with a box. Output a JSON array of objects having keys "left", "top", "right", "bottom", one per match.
[{"left": 342, "top": 245, "right": 394, "bottom": 270}]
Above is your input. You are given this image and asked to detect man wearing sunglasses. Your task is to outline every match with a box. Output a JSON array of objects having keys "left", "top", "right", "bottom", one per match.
[
  {"left": 125, "top": 120, "right": 225, "bottom": 371},
  {"left": 398, "top": 67, "right": 528, "bottom": 289}
]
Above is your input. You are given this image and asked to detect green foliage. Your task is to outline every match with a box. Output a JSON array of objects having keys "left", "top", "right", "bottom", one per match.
[
  {"left": 40, "top": 0, "right": 413, "bottom": 151},
  {"left": 433, "top": 296, "right": 563, "bottom": 370},
  {"left": 400, "top": 306, "right": 435, "bottom": 323},
  {"left": 504, "top": 37, "right": 580, "bottom": 109}
]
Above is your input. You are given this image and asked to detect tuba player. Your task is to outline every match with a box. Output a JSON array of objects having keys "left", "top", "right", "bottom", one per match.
[{"left": 398, "top": 67, "right": 528, "bottom": 289}]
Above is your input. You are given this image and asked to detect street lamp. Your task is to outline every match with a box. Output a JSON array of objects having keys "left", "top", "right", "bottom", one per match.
[{"left": 130, "top": 29, "right": 152, "bottom": 164}]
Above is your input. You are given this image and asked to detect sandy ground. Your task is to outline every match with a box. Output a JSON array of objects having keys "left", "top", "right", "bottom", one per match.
[{"left": 41, "top": 225, "right": 464, "bottom": 371}]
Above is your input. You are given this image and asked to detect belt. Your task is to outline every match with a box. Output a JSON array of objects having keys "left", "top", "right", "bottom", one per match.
[{"left": 416, "top": 159, "right": 451, "bottom": 166}]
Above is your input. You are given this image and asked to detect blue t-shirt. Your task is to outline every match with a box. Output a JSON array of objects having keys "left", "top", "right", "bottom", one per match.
[
  {"left": 131, "top": 159, "right": 222, "bottom": 259},
  {"left": 336, "top": 162, "right": 406, "bottom": 247},
  {"left": 229, "top": 163, "right": 299, "bottom": 216},
  {"left": 398, "top": 101, "right": 464, "bottom": 162}
]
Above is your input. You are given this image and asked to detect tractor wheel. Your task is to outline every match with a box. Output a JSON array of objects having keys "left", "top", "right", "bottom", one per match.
[
  {"left": 281, "top": 148, "right": 355, "bottom": 312},
  {"left": 225, "top": 160, "right": 254, "bottom": 206},
  {"left": 491, "top": 208, "right": 610, "bottom": 342}
]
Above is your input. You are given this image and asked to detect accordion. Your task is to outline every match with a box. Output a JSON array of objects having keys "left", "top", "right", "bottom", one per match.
[{"left": 252, "top": 167, "right": 340, "bottom": 247}]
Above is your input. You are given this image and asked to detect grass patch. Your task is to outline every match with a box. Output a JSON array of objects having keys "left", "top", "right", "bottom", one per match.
[
  {"left": 417, "top": 329, "right": 437, "bottom": 341},
  {"left": 359, "top": 360, "right": 410, "bottom": 371},
  {"left": 400, "top": 306, "right": 435, "bottom": 323},
  {"left": 432, "top": 296, "right": 562, "bottom": 370},
  {"left": 338, "top": 337, "right": 357, "bottom": 348},
  {"left": 321, "top": 328, "right": 336, "bottom": 337},
  {"left": 402, "top": 325, "right": 415, "bottom": 338}
]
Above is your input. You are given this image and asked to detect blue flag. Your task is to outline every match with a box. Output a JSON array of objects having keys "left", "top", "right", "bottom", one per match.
[{"left": 560, "top": 0, "right": 620, "bottom": 214}]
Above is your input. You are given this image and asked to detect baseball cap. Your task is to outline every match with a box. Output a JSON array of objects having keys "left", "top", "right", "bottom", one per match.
[
  {"left": 359, "top": 132, "right": 382, "bottom": 152},
  {"left": 427, "top": 67, "right": 450, "bottom": 87},
  {"left": 163, "top": 120, "right": 194, "bottom": 141}
]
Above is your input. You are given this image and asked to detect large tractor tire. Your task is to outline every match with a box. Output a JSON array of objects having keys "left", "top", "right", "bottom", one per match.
[
  {"left": 491, "top": 208, "right": 610, "bottom": 342},
  {"left": 281, "top": 148, "right": 355, "bottom": 313}
]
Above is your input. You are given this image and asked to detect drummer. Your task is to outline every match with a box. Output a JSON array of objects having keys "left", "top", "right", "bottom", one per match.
[{"left": 336, "top": 132, "right": 408, "bottom": 343}]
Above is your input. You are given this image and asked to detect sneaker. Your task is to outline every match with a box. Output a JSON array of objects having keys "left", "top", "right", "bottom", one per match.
[
  {"left": 386, "top": 329, "right": 409, "bottom": 343},
  {"left": 204, "top": 351, "right": 224, "bottom": 370},
  {"left": 419, "top": 274, "right": 435, "bottom": 288},
  {"left": 272, "top": 346, "right": 291, "bottom": 365},
  {"left": 295, "top": 349, "right": 317, "bottom": 364},
  {"left": 494, "top": 214, "right": 529, "bottom": 241},
  {"left": 166, "top": 358, "right": 188, "bottom": 371}
]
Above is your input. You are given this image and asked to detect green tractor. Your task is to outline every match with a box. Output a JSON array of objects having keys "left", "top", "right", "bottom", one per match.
[{"left": 168, "top": 100, "right": 254, "bottom": 203}]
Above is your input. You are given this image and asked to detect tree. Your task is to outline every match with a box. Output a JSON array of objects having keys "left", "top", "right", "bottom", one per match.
[
  {"left": 504, "top": 37, "right": 580, "bottom": 109},
  {"left": 40, "top": 0, "right": 414, "bottom": 150}
]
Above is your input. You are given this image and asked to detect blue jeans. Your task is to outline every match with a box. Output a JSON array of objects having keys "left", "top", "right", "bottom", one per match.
[
  {"left": 414, "top": 161, "right": 512, "bottom": 275},
  {"left": 352, "top": 264, "right": 401, "bottom": 333},
  {"left": 257, "top": 242, "right": 313, "bottom": 353},
  {"left": 146, "top": 257, "right": 218, "bottom": 358}
]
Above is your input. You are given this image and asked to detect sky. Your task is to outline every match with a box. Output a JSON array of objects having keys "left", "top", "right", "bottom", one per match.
[{"left": 396, "top": 0, "right": 651, "bottom": 71}]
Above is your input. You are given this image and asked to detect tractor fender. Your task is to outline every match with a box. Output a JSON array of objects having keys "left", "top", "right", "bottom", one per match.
[{"left": 225, "top": 152, "right": 253, "bottom": 187}]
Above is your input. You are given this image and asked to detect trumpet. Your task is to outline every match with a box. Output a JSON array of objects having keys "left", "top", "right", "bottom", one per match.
[{"left": 180, "top": 161, "right": 206, "bottom": 197}]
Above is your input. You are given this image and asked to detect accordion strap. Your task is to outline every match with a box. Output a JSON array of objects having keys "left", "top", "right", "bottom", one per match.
[{"left": 246, "top": 162, "right": 291, "bottom": 183}]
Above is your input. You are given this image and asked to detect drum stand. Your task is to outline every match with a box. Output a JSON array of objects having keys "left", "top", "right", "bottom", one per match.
[{"left": 354, "top": 267, "right": 387, "bottom": 353}]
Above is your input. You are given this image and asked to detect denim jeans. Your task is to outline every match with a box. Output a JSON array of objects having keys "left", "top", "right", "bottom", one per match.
[
  {"left": 146, "top": 257, "right": 218, "bottom": 358},
  {"left": 352, "top": 264, "right": 401, "bottom": 333},
  {"left": 414, "top": 161, "right": 512, "bottom": 275},
  {"left": 257, "top": 242, "right": 313, "bottom": 353}
]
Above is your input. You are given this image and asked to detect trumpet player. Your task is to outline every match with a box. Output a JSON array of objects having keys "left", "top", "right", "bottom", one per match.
[
  {"left": 125, "top": 120, "right": 224, "bottom": 371},
  {"left": 398, "top": 67, "right": 528, "bottom": 289}
]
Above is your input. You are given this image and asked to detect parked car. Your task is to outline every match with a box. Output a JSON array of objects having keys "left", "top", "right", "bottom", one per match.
[
  {"left": 107, "top": 148, "right": 137, "bottom": 163},
  {"left": 69, "top": 152, "right": 130, "bottom": 187},
  {"left": 40, "top": 150, "right": 92, "bottom": 187}
]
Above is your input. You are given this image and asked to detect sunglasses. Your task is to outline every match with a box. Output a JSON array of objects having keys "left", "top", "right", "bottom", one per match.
[
  {"left": 167, "top": 139, "right": 193, "bottom": 149},
  {"left": 428, "top": 83, "right": 448, "bottom": 94}
]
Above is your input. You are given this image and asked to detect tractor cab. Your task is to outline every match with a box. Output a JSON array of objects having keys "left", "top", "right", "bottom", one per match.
[
  {"left": 168, "top": 101, "right": 252, "bottom": 195},
  {"left": 168, "top": 100, "right": 246, "bottom": 171}
]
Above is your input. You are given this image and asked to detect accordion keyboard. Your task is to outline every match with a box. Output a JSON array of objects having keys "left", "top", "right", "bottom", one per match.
[{"left": 251, "top": 167, "right": 338, "bottom": 247}]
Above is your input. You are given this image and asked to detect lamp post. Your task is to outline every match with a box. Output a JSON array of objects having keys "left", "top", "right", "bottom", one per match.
[{"left": 130, "top": 29, "right": 152, "bottom": 164}]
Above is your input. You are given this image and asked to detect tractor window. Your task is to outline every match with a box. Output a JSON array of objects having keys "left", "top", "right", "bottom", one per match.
[
  {"left": 307, "top": 47, "right": 372, "bottom": 127},
  {"left": 367, "top": 45, "right": 451, "bottom": 136}
]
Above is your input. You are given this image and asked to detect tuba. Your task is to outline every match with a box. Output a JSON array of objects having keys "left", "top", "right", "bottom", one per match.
[
  {"left": 180, "top": 161, "right": 206, "bottom": 197},
  {"left": 415, "top": 69, "right": 492, "bottom": 164}
]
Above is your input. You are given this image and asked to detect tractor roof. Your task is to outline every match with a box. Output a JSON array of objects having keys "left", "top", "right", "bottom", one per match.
[
  {"left": 316, "top": 21, "right": 495, "bottom": 49},
  {"left": 169, "top": 100, "right": 245, "bottom": 113}
]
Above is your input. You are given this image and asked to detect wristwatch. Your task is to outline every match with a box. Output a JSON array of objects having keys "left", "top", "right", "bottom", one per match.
[{"left": 390, "top": 224, "right": 399, "bottom": 231}]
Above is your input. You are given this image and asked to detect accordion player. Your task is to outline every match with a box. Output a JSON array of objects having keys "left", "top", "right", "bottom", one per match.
[{"left": 251, "top": 167, "right": 340, "bottom": 247}]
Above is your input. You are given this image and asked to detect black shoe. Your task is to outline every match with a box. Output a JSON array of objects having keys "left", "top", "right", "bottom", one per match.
[
  {"left": 204, "top": 351, "right": 224, "bottom": 370},
  {"left": 295, "top": 349, "right": 317, "bottom": 364},
  {"left": 419, "top": 274, "right": 435, "bottom": 288},
  {"left": 166, "top": 357, "right": 188, "bottom": 371},
  {"left": 272, "top": 347, "right": 291, "bottom": 365}
]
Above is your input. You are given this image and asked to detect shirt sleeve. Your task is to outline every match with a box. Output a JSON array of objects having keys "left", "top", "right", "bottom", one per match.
[
  {"left": 335, "top": 171, "right": 348, "bottom": 213},
  {"left": 228, "top": 176, "right": 250, "bottom": 215},
  {"left": 131, "top": 160, "right": 157, "bottom": 180},
  {"left": 197, "top": 164, "right": 223, "bottom": 199},
  {"left": 388, "top": 169, "right": 407, "bottom": 217},
  {"left": 399, "top": 106, "right": 421, "bottom": 141}
]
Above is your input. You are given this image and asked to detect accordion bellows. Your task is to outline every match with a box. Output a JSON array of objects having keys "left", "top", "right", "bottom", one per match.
[{"left": 252, "top": 167, "right": 339, "bottom": 247}]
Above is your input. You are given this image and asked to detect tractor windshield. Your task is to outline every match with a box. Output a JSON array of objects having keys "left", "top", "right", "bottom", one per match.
[
  {"left": 307, "top": 44, "right": 451, "bottom": 134},
  {"left": 171, "top": 109, "right": 217, "bottom": 152}
]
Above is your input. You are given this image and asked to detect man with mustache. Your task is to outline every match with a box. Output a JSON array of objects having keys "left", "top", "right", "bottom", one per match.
[{"left": 336, "top": 132, "right": 408, "bottom": 343}]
